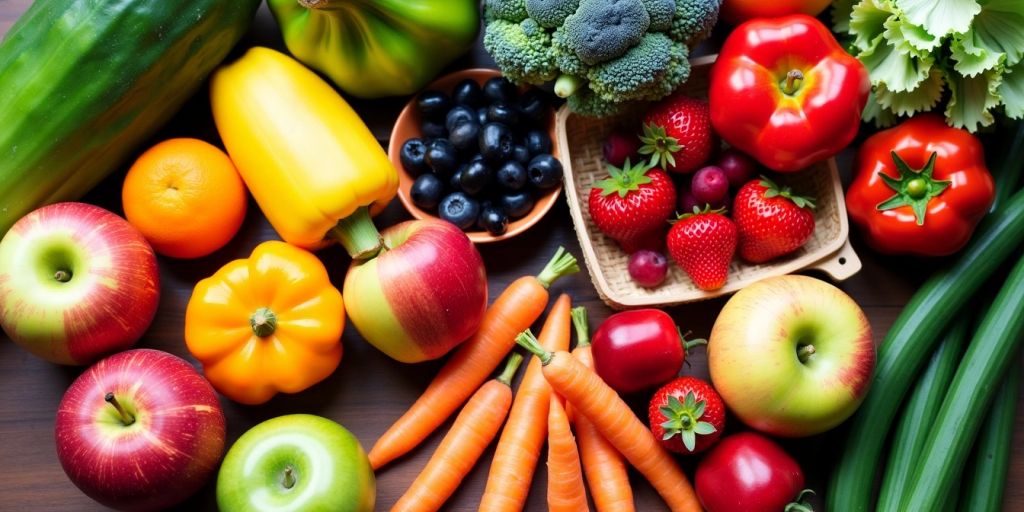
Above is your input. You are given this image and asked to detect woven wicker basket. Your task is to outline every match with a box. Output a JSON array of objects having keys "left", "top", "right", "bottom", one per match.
[{"left": 555, "top": 54, "right": 862, "bottom": 309}]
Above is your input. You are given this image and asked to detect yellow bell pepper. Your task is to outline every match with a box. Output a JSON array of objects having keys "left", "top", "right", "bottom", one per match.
[
  {"left": 184, "top": 241, "right": 345, "bottom": 405},
  {"left": 209, "top": 47, "right": 398, "bottom": 257}
]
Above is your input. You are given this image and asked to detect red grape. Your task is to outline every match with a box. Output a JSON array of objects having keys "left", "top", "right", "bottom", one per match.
[{"left": 628, "top": 250, "right": 669, "bottom": 288}]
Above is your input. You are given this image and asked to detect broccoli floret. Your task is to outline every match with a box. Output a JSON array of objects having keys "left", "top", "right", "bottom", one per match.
[
  {"left": 669, "top": 0, "right": 721, "bottom": 47},
  {"left": 642, "top": 0, "right": 676, "bottom": 31},
  {"left": 587, "top": 32, "right": 690, "bottom": 102},
  {"left": 567, "top": 87, "right": 626, "bottom": 117},
  {"left": 563, "top": 0, "right": 651, "bottom": 65},
  {"left": 525, "top": 0, "right": 580, "bottom": 28},
  {"left": 551, "top": 25, "right": 588, "bottom": 77},
  {"left": 483, "top": 19, "right": 559, "bottom": 85},
  {"left": 485, "top": 0, "right": 529, "bottom": 22}
]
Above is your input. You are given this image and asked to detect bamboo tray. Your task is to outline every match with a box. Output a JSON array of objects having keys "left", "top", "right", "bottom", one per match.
[{"left": 555, "top": 54, "right": 862, "bottom": 309}]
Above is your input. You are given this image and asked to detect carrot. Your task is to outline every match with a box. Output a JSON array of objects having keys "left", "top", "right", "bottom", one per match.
[
  {"left": 547, "top": 394, "right": 590, "bottom": 511},
  {"left": 391, "top": 353, "right": 524, "bottom": 512},
  {"left": 479, "top": 294, "right": 573, "bottom": 511},
  {"left": 516, "top": 331, "right": 702, "bottom": 512},
  {"left": 369, "top": 248, "right": 578, "bottom": 469},
  {"left": 571, "top": 307, "right": 635, "bottom": 512}
]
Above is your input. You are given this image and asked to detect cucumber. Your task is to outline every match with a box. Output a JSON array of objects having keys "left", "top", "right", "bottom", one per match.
[
  {"left": 0, "top": 0, "right": 261, "bottom": 234},
  {"left": 901, "top": 253, "right": 1024, "bottom": 510},
  {"left": 957, "top": 358, "right": 1019, "bottom": 512},
  {"left": 827, "top": 188, "right": 1024, "bottom": 511},
  {"left": 875, "top": 318, "right": 968, "bottom": 511}
]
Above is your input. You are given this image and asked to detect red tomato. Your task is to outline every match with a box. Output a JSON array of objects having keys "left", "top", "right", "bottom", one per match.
[
  {"left": 591, "top": 309, "right": 704, "bottom": 393},
  {"left": 720, "top": 0, "right": 831, "bottom": 25},
  {"left": 695, "top": 432, "right": 807, "bottom": 512}
]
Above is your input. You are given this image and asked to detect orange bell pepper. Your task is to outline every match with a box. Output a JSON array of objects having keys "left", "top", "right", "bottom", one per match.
[{"left": 184, "top": 241, "right": 344, "bottom": 404}]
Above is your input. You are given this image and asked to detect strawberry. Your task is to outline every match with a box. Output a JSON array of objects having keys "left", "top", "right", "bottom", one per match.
[
  {"left": 648, "top": 377, "right": 725, "bottom": 455},
  {"left": 666, "top": 207, "right": 737, "bottom": 291},
  {"left": 640, "top": 95, "right": 715, "bottom": 174},
  {"left": 589, "top": 158, "right": 676, "bottom": 253},
  {"left": 733, "top": 177, "right": 816, "bottom": 263}
]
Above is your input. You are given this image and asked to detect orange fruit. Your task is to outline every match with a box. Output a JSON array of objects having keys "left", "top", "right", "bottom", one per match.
[{"left": 123, "top": 138, "right": 248, "bottom": 259}]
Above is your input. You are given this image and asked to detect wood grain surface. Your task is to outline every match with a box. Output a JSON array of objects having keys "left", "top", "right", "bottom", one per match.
[{"left": 0, "top": 2, "right": 1021, "bottom": 511}]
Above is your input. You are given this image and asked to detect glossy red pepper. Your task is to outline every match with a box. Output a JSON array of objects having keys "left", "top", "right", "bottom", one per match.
[
  {"left": 695, "top": 432, "right": 811, "bottom": 512},
  {"left": 708, "top": 14, "right": 870, "bottom": 172},
  {"left": 590, "top": 309, "right": 704, "bottom": 394},
  {"left": 846, "top": 114, "right": 995, "bottom": 256}
]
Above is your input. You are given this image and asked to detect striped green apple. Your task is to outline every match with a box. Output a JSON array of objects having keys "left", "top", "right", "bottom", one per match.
[
  {"left": 0, "top": 202, "right": 160, "bottom": 365},
  {"left": 343, "top": 218, "right": 487, "bottom": 363}
]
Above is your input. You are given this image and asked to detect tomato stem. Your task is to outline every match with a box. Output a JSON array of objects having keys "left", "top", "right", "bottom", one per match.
[{"left": 104, "top": 392, "right": 135, "bottom": 426}]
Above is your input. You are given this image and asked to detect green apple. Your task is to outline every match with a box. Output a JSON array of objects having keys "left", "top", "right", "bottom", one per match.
[{"left": 216, "top": 414, "right": 374, "bottom": 512}]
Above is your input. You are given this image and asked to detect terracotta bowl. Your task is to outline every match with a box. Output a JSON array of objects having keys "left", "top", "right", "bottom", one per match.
[{"left": 388, "top": 68, "right": 563, "bottom": 243}]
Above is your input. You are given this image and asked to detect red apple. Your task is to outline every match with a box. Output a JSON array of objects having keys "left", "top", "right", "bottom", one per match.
[
  {"left": 343, "top": 218, "right": 487, "bottom": 363},
  {"left": 0, "top": 202, "right": 159, "bottom": 365},
  {"left": 55, "top": 349, "right": 226, "bottom": 511}
]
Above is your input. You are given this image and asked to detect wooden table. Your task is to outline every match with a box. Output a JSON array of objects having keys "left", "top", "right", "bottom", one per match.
[{"left": 1, "top": 3, "right": 1021, "bottom": 511}]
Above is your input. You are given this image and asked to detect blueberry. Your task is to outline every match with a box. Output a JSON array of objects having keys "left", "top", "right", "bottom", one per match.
[
  {"left": 496, "top": 161, "right": 528, "bottom": 191},
  {"left": 483, "top": 76, "right": 517, "bottom": 104},
  {"left": 417, "top": 90, "right": 451, "bottom": 120},
  {"left": 410, "top": 173, "right": 445, "bottom": 210},
  {"left": 500, "top": 191, "right": 535, "bottom": 218},
  {"left": 421, "top": 120, "right": 447, "bottom": 139},
  {"left": 445, "top": 106, "right": 477, "bottom": 132},
  {"left": 400, "top": 138, "right": 429, "bottom": 175},
  {"left": 425, "top": 138, "right": 459, "bottom": 176},
  {"left": 450, "top": 164, "right": 466, "bottom": 191},
  {"left": 470, "top": 153, "right": 486, "bottom": 164},
  {"left": 452, "top": 79, "right": 484, "bottom": 108},
  {"left": 477, "top": 205, "right": 509, "bottom": 236},
  {"left": 460, "top": 161, "right": 492, "bottom": 196},
  {"left": 527, "top": 154, "right": 563, "bottom": 189},
  {"left": 524, "top": 130, "right": 552, "bottom": 156},
  {"left": 479, "top": 123, "right": 515, "bottom": 162},
  {"left": 476, "top": 107, "right": 489, "bottom": 126},
  {"left": 518, "top": 89, "right": 549, "bottom": 125},
  {"left": 512, "top": 145, "right": 531, "bottom": 165},
  {"left": 487, "top": 103, "right": 520, "bottom": 126},
  {"left": 439, "top": 192, "right": 480, "bottom": 230},
  {"left": 448, "top": 121, "right": 480, "bottom": 154}
]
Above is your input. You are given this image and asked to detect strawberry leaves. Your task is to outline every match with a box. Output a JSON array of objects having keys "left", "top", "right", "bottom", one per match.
[
  {"left": 760, "top": 176, "right": 817, "bottom": 210},
  {"left": 595, "top": 158, "right": 655, "bottom": 198},
  {"left": 638, "top": 123, "right": 682, "bottom": 170},
  {"left": 659, "top": 392, "right": 718, "bottom": 452}
]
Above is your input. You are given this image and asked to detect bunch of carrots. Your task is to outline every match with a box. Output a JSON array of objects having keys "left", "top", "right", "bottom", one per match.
[{"left": 372, "top": 247, "right": 702, "bottom": 512}]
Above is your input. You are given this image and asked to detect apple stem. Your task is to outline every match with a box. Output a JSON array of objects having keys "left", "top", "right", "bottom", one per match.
[
  {"left": 282, "top": 466, "right": 296, "bottom": 489},
  {"left": 104, "top": 393, "right": 135, "bottom": 426},
  {"left": 250, "top": 308, "right": 278, "bottom": 337},
  {"left": 328, "top": 206, "right": 384, "bottom": 261},
  {"left": 797, "top": 344, "right": 816, "bottom": 364},
  {"left": 54, "top": 269, "right": 72, "bottom": 282}
]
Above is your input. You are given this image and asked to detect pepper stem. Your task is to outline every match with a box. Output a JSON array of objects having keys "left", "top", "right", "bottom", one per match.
[
  {"left": 515, "top": 329, "right": 553, "bottom": 365},
  {"left": 328, "top": 206, "right": 384, "bottom": 260},
  {"left": 250, "top": 307, "right": 278, "bottom": 337},
  {"left": 784, "top": 489, "right": 816, "bottom": 512},
  {"left": 571, "top": 307, "right": 590, "bottom": 348},
  {"left": 536, "top": 247, "right": 579, "bottom": 289},
  {"left": 104, "top": 393, "right": 135, "bottom": 426},
  {"left": 282, "top": 466, "right": 296, "bottom": 489},
  {"left": 783, "top": 70, "right": 804, "bottom": 95},
  {"left": 497, "top": 353, "right": 524, "bottom": 386}
]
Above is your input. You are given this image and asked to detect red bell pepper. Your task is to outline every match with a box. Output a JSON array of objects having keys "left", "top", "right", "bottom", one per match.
[
  {"left": 708, "top": 14, "right": 870, "bottom": 172},
  {"left": 846, "top": 114, "right": 995, "bottom": 256}
]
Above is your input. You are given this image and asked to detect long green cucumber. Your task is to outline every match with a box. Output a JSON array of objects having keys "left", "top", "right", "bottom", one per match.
[
  {"left": 900, "top": 253, "right": 1024, "bottom": 510},
  {"left": 957, "top": 359, "right": 1019, "bottom": 512},
  {"left": 0, "top": 0, "right": 261, "bottom": 234},
  {"left": 827, "top": 188, "right": 1024, "bottom": 511},
  {"left": 875, "top": 318, "right": 968, "bottom": 511}
]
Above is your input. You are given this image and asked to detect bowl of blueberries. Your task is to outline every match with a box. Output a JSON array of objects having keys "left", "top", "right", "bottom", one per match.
[{"left": 389, "top": 69, "right": 563, "bottom": 242}]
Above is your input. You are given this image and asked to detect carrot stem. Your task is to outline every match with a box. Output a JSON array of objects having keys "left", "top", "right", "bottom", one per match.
[
  {"left": 571, "top": 306, "right": 590, "bottom": 348},
  {"left": 516, "top": 330, "right": 552, "bottom": 364},
  {"left": 537, "top": 247, "right": 579, "bottom": 289},
  {"left": 497, "top": 353, "right": 524, "bottom": 386}
]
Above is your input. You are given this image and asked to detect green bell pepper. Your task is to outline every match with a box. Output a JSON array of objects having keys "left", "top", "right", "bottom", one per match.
[{"left": 268, "top": 0, "right": 480, "bottom": 98}]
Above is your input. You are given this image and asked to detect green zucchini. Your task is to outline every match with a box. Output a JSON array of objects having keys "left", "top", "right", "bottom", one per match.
[
  {"left": 875, "top": 318, "right": 968, "bottom": 511},
  {"left": 901, "top": 253, "right": 1024, "bottom": 510},
  {"left": 827, "top": 188, "right": 1024, "bottom": 511},
  {"left": 0, "top": 0, "right": 261, "bottom": 234},
  {"left": 958, "top": 358, "right": 1019, "bottom": 512}
]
